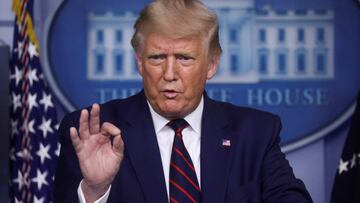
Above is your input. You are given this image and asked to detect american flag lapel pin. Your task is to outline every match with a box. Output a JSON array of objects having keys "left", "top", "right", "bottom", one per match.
[{"left": 222, "top": 139, "right": 231, "bottom": 147}]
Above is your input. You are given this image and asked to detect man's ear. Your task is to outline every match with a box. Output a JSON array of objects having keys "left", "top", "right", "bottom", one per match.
[
  {"left": 206, "top": 55, "right": 220, "bottom": 80},
  {"left": 135, "top": 53, "right": 143, "bottom": 76}
]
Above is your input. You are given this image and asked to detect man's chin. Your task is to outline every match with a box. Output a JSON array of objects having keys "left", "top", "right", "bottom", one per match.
[
  {"left": 162, "top": 110, "right": 184, "bottom": 120},
  {"left": 158, "top": 106, "right": 187, "bottom": 120}
]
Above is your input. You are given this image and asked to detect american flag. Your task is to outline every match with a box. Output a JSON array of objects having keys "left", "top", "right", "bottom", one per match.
[{"left": 9, "top": 0, "right": 60, "bottom": 202}]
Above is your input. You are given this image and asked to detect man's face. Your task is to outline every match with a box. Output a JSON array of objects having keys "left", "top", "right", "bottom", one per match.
[{"left": 136, "top": 34, "right": 218, "bottom": 119}]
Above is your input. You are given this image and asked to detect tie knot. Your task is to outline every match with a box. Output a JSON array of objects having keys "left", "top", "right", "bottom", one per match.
[{"left": 167, "top": 119, "right": 189, "bottom": 133}]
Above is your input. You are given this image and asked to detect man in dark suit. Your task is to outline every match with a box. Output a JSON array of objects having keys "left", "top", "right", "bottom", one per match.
[{"left": 54, "top": 0, "right": 312, "bottom": 202}]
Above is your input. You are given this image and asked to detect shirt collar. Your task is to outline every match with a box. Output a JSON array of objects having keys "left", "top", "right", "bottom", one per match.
[{"left": 147, "top": 96, "right": 204, "bottom": 134}]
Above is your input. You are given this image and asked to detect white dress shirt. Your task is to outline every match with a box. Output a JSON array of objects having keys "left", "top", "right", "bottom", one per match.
[{"left": 78, "top": 97, "right": 204, "bottom": 203}]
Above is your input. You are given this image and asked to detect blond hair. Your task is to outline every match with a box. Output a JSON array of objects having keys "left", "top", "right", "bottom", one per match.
[{"left": 131, "top": 0, "right": 222, "bottom": 59}]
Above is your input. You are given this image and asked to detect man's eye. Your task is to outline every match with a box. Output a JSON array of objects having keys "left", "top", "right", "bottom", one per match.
[
  {"left": 177, "top": 55, "right": 190, "bottom": 60},
  {"left": 148, "top": 55, "right": 165, "bottom": 64},
  {"left": 177, "top": 55, "right": 194, "bottom": 65},
  {"left": 176, "top": 55, "right": 193, "bottom": 61}
]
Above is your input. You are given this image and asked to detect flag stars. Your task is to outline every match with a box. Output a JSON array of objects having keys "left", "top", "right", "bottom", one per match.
[
  {"left": 55, "top": 142, "right": 61, "bottom": 157},
  {"left": 28, "top": 119, "right": 36, "bottom": 134},
  {"left": 28, "top": 42, "right": 39, "bottom": 59},
  {"left": 38, "top": 117, "right": 54, "bottom": 138},
  {"left": 12, "top": 93, "right": 21, "bottom": 112},
  {"left": 10, "top": 66, "right": 23, "bottom": 87},
  {"left": 14, "top": 40, "right": 24, "bottom": 59},
  {"left": 350, "top": 153, "right": 357, "bottom": 168},
  {"left": 39, "top": 92, "right": 54, "bottom": 112},
  {"left": 339, "top": 153, "right": 360, "bottom": 175},
  {"left": 338, "top": 159, "right": 349, "bottom": 175},
  {"left": 33, "top": 195, "right": 45, "bottom": 203},
  {"left": 9, "top": 147, "right": 16, "bottom": 161},
  {"left": 28, "top": 68, "right": 39, "bottom": 86},
  {"left": 14, "top": 196, "right": 22, "bottom": 203},
  {"left": 31, "top": 169, "right": 48, "bottom": 191},
  {"left": 10, "top": 119, "right": 19, "bottom": 138},
  {"left": 16, "top": 147, "right": 33, "bottom": 161},
  {"left": 23, "top": 119, "right": 36, "bottom": 134},
  {"left": 28, "top": 93, "right": 39, "bottom": 112},
  {"left": 11, "top": 5, "right": 59, "bottom": 202},
  {"left": 55, "top": 123, "right": 60, "bottom": 131},
  {"left": 36, "top": 143, "right": 51, "bottom": 164},
  {"left": 13, "top": 170, "right": 29, "bottom": 190}
]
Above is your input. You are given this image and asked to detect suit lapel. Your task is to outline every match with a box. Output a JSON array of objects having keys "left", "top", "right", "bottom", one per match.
[
  {"left": 201, "top": 95, "right": 234, "bottom": 203},
  {"left": 117, "top": 92, "right": 168, "bottom": 203},
  {"left": 115, "top": 92, "right": 233, "bottom": 202}
]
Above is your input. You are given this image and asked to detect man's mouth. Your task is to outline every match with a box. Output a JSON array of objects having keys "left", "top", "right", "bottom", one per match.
[{"left": 162, "top": 90, "right": 179, "bottom": 99}]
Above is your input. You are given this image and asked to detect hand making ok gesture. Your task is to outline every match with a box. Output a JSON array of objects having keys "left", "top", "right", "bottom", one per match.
[{"left": 69, "top": 104, "right": 124, "bottom": 202}]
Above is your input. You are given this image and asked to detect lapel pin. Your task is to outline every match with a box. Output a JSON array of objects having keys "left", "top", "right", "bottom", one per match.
[{"left": 222, "top": 139, "right": 231, "bottom": 147}]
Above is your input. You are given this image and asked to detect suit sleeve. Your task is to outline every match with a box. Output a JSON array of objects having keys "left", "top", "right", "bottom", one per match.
[
  {"left": 261, "top": 116, "right": 313, "bottom": 203},
  {"left": 53, "top": 112, "right": 83, "bottom": 203}
]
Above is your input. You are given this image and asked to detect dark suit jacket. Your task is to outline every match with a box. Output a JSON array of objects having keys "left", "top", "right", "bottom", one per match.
[{"left": 53, "top": 91, "right": 312, "bottom": 203}]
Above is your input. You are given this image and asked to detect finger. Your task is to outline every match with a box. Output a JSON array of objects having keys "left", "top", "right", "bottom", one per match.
[
  {"left": 70, "top": 127, "right": 82, "bottom": 153},
  {"left": 89, "top": 103, "right": 100, "bottom": 134},
  {"left": 100, "top": 122, "right": 121, "bottom": 137},
  {"left": 79, "top": 109, "right": 90, "bottom": 139},
  {"left": 113, "top": 133, "right": 124, "bottom": 156}
]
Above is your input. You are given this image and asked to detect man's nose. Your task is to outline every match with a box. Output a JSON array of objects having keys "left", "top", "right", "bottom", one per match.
[{"left": 163, "top": 57, "right": 177, "bottom": 81}]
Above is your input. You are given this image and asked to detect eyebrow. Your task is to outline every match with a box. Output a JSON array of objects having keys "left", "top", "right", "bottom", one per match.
[{"left": 147, "top": 53, "right": 167, "bottom": 58}]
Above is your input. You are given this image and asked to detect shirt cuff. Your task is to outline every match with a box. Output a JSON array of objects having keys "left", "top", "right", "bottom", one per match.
[{"left": 77, "top": 180, "right": 111, "bottom": 203}]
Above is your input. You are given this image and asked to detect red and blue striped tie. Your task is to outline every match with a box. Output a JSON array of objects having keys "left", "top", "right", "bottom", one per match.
[{"left": 168, "top": 119, "right": 201, "bottom": 203}]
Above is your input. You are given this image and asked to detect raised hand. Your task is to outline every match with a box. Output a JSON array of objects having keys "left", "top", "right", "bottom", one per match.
[{"left": 69, "top": 103, "right": 124, "bottom": 202}]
